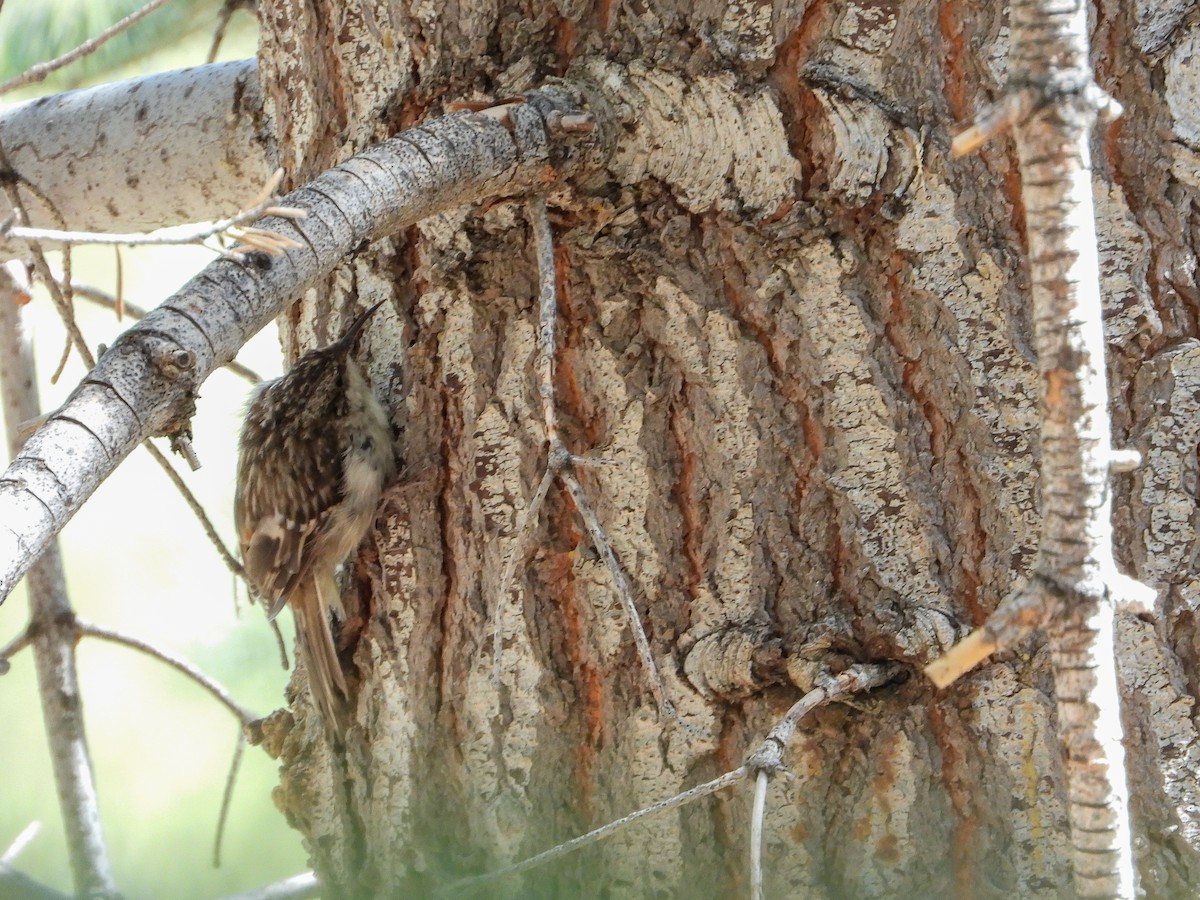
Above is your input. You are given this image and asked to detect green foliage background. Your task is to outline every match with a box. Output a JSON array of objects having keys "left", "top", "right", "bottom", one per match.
[{"left": 0, "top": 2, "right": 312, "bottom": 896}]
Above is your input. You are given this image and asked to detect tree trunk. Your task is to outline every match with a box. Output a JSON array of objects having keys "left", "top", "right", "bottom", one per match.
[{"left": 252, "top": 1, "right": 1200, "bottom": 895}]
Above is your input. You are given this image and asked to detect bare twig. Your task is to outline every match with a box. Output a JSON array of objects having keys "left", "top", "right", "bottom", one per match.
[
  {"left": 0, "top": 625, "right": 31, "bottom": 673},
  {"left": 113, "top": 247, "right": 124, "bottom": 321},
  {"left": 746, "top": 664, "right": 904, "bottom": 773},
  {"left": 1, "top": 822, "right": 40, "bottom": 865},
  {"left": 217, "top": 872, "right": 321, "bottom": 900},
  {"left": 213, "top": 729, "right": 246, "bottom": 867},
  {"left": 749, "top": 771, "right": 768, "bottom": 900},
  {"left": 2, "top": 169, "right": 305, "bottom": 257},
  {"left": 560, "top": 469, "right": 679, "bottom": 722},
  {"left": 0, "top": 144, "right": 92, "bottom": 375},
  {"left": 270, "top": 617, "right": 290, "bottom": 669},
  {"left": 950, "top": 90, "right": 1037, "bottom": 157},
  {"left": 76, "top": 619, "right": 255, "bottom": 725},
  {"left": 925, "top": 579, "right": 1046, "bottom": 687},
  {"left": 0, "top": 0, "right": 176, "bottom": 96},
  {"left": 490, "top": 196, "right": 686, "bottom": 727},
  {"left": 444, "top": 767, "right": 748, "bottom": 895},
  {"left": 740, "top": 663, "right": 902, "bottom": 899},
  {"left": 206, "top": 0, "right": 254, "bottom": 65},
  {"left": 140, "top": 439, "right": 246, "bottom": 581}
]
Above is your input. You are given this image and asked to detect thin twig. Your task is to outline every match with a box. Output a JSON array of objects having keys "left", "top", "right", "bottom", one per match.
[
  {"left": 443, "top": 767, "right": 748, "bottom": 894},
  {"left": 213, "top": 729, "right": 246, "bottom": 867},
  {"left": 746, "top": 664, "right": 906, "bottom": 772},
  {"left": 1, "top": 822, "right": 41, "bottom": 865},
  {"left": 76, "top": 619, "right": 255, "bottom": 724},
  {"left": 0, "top": 0, "right": 176, "bottom": 96},
  {"left": 0, "top": 626, "right": 31, "bottom": 673},
  {"left": 950, "top": 90, "right": 1037, "bottom": 157},
  {"left": 560, "top": 469, "right": 680, "bottom": 722},
  {"left": 49, "top": 331, "right": 73, "bottom": 384},
  {"left": 923, "top": 583, "right": 1037, "bottom": 688},
  {"left": 750, "top": 771, "right": 768, "bottom": 900},
  {"left": 217, "top": 871, "right": 320, "bottom": 900},
  {"left": 206, "top": 0, "right": 253, "bottom": 65},
  {"left": 737, "top": 663, "right": 903, "bottom": 898},
  {"left": 141, "top": 439, "right": 246, "bottom": 581},
  {"left": 270, "top": 617, "right": 290, "bottom": 670},
  {"left": 0, "top": 144, "right": 93, "bottom": 374},
  {"left": 2, "top": 170, "right": 304, "bottom": 255},
  {"left": 113, "top": 247, "right": 124, "bottom": 321},
  {"left": 491, "top": 196, "right": 687, "bottom": 728}
]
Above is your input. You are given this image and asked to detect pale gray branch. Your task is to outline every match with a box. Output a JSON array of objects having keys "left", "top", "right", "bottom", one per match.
[
  {"left": 69, "top": 282, "right": 262, "bottom": 383},
  {"left": 0, "top": 89, "right": 604, "bottom": 604},
  {"left": 925, "top": 0, "right": 1149, "bottom": 894},
  {"left": 218, "top": 872, "right": 320, "bottom": 900},
  {"left": 0, "top": 274, "right": 116, "bottom": 897},
  {"left": 2, "top": 172, "right": 304, "bottom": 253},
  {"left": 0, "top": 60, "right": 272, "bottom": 245}
]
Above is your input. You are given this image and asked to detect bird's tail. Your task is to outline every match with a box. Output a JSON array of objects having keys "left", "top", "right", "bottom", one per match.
[{"left": 292, "top": 574, "right": 349, "bottom": 737}]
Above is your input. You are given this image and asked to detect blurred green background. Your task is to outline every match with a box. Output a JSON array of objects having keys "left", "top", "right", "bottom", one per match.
[{"left": 0, "top": 2, "right": 312, "bottom": 896}]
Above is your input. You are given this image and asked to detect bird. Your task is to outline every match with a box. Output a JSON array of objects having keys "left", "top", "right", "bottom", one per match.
[{"left": 234, "top": 300, "right": 396, "bottom": 736}]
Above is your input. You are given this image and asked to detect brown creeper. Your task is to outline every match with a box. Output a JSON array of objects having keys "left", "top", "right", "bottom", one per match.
[{"left": 234, "top": 300, "right": 395, "bottom": 735}]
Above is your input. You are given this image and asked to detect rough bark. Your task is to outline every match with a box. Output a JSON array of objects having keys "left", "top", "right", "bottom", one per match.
[{"left": 249, "top": 1, "right": 1200, "bottom": 897}]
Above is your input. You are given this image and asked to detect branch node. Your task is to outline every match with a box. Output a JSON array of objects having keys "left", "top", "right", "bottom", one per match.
[{"left": 154, "top": 346, "right": 197, "bottom": 380}]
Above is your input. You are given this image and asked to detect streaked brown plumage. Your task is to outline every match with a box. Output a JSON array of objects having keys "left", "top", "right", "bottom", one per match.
[{"left": 234, "top": 301, "right": 395, "bottom": 736}]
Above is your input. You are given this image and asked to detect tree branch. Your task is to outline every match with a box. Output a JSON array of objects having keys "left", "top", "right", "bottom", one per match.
[
  {"left": 0, "top": 89, "right": 605, "bottom": 604},
  {"left": 925, "top": 1, "right": 1151, "bottom": 895},
  {"left": 68, "top": 281, "right": 262, "bottom": 383},
  {"left": 2, "top": 169, "right": 304, "bottom": 254},
  {"left": 0, "top": 274, "right": 117, "bottom": 897},
  {"left": 0, "top": 60, "right": 272, "bottom": 245},
  {"left": 217, "top": 872, "right": 320, "bottom": 900}
]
